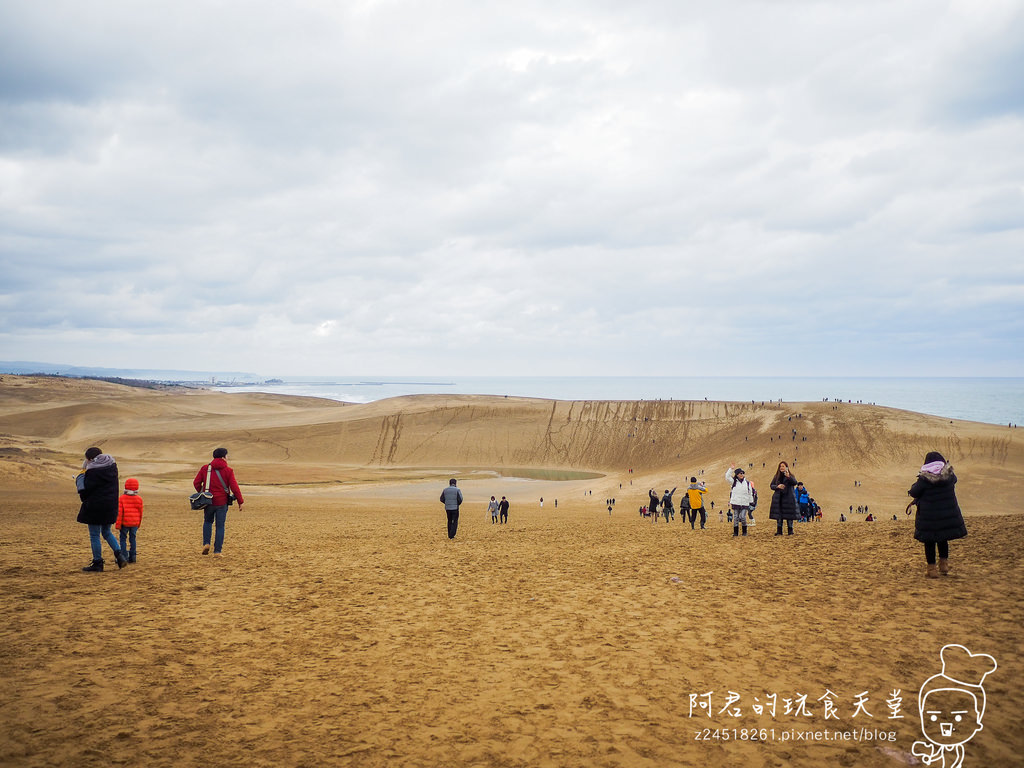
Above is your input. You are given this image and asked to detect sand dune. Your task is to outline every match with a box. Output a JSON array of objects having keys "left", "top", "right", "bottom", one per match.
[
  {"left": 1, "top": 376, "right": 1022, "bottom": 767},
  {"left": 2, "top": 375, "right": 1021, "bottom": 516}
]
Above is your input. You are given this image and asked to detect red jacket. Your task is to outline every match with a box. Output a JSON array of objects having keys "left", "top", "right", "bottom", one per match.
[
  {"left": 193, "top": 458, "right": 244, "bottom": 506},
  {"left": 116, "top": 493, "right": 144, "bottom": 528}
]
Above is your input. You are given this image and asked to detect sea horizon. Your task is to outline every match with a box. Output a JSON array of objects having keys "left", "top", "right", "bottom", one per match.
[{"left": 212, "top": 375, "right": 1024, "bottom": 427}]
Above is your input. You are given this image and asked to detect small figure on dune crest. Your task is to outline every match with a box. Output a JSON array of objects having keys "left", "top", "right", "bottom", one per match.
[{"left": 908, "top": 451, "right": 967, "bottom": 579}]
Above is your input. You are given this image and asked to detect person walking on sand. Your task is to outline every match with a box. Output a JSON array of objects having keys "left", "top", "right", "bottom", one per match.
[
  {"left": 725, "top": 465, "right": 754, "bottom": 537},
  {"left": 441, "top": 478, "right": 464, "bottom": 539},
  {"left": 769, "top": 461, "right": 799, "bottom": 536},
  {"left": 648, "top": 489, "right": 661, "bottom": 523},
  {"left": 194, "top": 447, "right": 245, "bottom": 556},
  {"left": 686, "top": 478, "right": 708, "bottom": 529},
  {"left": 77, "top": 447, "right": 128, "bottom": 571},
  {"left": 499, "top": 496, "right": 509, "bottom": 524},
  {"left": 115, "top": 477, "right": 144, "bottom": 564},
  {"left": 488, "top": 496, "right": 500, "bottom": 524},
  {"left": 661, "top": 487, "right": 677, "bottom": 522},
  {"left": 908, "top": 451, "right": 967, "bottom": 579}
]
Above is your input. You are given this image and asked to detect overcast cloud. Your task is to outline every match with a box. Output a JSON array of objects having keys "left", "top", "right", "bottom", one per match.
[{"left": 1, "top": 0, "right": 1022, "bottom": 376}]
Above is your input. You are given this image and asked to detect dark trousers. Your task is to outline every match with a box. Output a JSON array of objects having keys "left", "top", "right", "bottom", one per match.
[
  {"left": 446, "top": 510, "right": 460, "bottom": 539},
  {"left": 500, "top": 511, "right": 507, "bottom": 524},
  {"left": 119, "top": 526, "right": 138, "bottom": 560},
  {"left": 924, "top": 541, "right": 949, "bottom": 564},
  {"left": 689, "top": 508, "right": 707, "bottom": 528}
]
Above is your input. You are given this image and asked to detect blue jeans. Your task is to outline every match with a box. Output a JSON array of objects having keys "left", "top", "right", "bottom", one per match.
[
  {"left": 88, "top": 524, "right": 121, "bottom": 561},
  {"left": 203, "top": 505, "right": 228, "bottom": 552},
  {"left": 119, "top": 526, "right": 138, "bottom": 559}
]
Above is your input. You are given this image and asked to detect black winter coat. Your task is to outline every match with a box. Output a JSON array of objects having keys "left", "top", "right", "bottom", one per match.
[
  {"left": 77, "top": 461, "right": 119, "bottom": 526},
  {"left": 769, "top": 474, "right": 799, "bottom": 521},
  {"left": 909, "top": 464, "right": 967, "bottom": 543}
]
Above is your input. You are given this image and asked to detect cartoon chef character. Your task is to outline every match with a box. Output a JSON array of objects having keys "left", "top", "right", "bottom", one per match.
[{"left": 912, "top": 644, "right": 997, "bottom": 768}]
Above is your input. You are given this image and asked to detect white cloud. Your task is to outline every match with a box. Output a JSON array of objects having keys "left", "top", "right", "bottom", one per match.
[{"left": 0, "top": 0, "right": 1022, "bottom": 376}]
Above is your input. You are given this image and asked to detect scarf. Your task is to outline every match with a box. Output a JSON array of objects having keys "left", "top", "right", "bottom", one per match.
[{"left": 83, "top": 453, "right": 116, "bottom": 470}]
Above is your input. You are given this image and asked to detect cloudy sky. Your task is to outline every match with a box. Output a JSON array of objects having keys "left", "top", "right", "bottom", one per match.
[{"left": 1, "top": 0, "right": 1022, "bottom": 377}]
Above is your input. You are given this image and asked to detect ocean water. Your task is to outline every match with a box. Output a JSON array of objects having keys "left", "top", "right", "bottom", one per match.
[{"left": 212, "top": 376, "right": 1024, "bottom": 427}]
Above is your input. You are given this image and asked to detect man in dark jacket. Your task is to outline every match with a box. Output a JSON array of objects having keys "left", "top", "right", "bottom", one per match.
[
  {"left": 499, "top": 496, "right": 510, "bottom": 524},
  {"left": 194, "top": 447, "right": 245, "bottom": 556},
  {"left": 440, "top": 478, "right": 464, "bottom": 539},
  {"left": 77, "top": 446, "right": 128, "bottom": 571}
]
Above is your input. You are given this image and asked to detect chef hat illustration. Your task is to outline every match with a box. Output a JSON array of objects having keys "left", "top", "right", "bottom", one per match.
[{"left": 919, "top": 644, "right": 998, "bottom": 719}]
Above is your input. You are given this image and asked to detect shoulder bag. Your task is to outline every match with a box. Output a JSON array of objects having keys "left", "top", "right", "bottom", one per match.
[{"left": 189, "top": 464, "right": 215, "bottom": 510}]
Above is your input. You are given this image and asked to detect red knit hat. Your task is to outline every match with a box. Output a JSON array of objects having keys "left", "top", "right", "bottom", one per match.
[{"left": 124, "top": 478, "right": 139, "bottom": 491}]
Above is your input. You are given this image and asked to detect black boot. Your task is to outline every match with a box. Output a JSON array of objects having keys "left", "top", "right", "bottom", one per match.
[
  {"left": 114, "top": 551, "right": 128, "bottom": 569},
  {"left": 742, "top": 524, "right": 748, "bottom": 536},
  {"left": 787, "top": 525, "right": 795, "bottom": 536},
  {"left": 82, "top": 559, "right": 104, "bottom": 572},
  {"left": 733, "top": 525, "right": 739, "bottom": 537}
]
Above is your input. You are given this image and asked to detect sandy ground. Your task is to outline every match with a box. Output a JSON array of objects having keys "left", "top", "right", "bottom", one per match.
[{"left": 1, "top": 376, "right": 1022, "bottom": 767}]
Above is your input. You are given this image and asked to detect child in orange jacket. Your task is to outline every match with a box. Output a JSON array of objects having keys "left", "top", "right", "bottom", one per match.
[{"left": 116, "top": 478, "right": 144, "bottom": 563}]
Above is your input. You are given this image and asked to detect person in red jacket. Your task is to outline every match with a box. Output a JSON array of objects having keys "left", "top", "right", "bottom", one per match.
[
  {"left": 193, "top": 447, "right": 245, "bottom": 556},
  {"left": 116, "top": 478, "right": 144, "bottom": 563}
]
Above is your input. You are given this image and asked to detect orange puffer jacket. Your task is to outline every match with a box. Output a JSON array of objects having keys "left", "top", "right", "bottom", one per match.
[{"left": 116, "top": 493, "right": 144, "bottom": 528}]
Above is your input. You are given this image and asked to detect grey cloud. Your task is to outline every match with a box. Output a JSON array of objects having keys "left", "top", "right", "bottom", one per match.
[{"left": 0, "top": 0, "right": 1021, "bottom": 376}]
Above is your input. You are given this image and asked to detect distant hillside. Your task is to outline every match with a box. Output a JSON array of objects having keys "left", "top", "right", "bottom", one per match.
[
  {"left": 0, "top": 360, "right": 261, "bottom": 383},
  {"left": 1, "top": 375, "right": 1021, "bottom": 516}
]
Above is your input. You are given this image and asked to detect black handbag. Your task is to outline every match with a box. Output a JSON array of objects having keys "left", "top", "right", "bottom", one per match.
[{"left": 189, "top": 464, "right": 214, "bottom": 510}]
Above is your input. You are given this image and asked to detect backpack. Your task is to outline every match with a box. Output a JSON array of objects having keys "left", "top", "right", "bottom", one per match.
[{"left": 681, "top": 492, "right": 691, "bottom": 511}]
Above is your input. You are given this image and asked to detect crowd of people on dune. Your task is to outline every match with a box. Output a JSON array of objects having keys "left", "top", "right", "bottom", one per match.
[
  {"left": 72, "top": 443, "right": 967, "bottom": 580},
  {"left": 626, "top": 454, "right": 966, "bottom": 578},
  {"left": 637, "top": 463, "right": 823, "bottom": 534}
]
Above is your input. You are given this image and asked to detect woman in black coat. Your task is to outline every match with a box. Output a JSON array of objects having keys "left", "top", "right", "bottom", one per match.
[
  {"left": 77, "top": 446, "right": 127, "bottom": 571},
  {"left": 908, "top": 451, "right": 967, "bottom": 578},
  {"left": 768, "top": 460, "right": 799, "bottom": 536}
]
